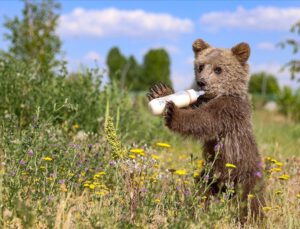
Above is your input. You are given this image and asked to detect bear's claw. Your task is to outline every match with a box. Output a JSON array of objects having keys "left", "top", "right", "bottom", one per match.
[{"left": 147, "top": 82, "right": 174, "bottom": 101}]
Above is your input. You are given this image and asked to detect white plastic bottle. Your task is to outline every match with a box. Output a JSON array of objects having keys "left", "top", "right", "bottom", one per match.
[{"left": 148, "top": 89, "right": 205, "bottom": 116}]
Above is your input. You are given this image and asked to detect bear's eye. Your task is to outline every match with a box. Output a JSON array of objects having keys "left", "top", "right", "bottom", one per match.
[
  {"left": 214, "top": 67, "right": 222, "bottom": 75},
  {"left": 198, "top": 64, "right": 205, "bottom": 73}
]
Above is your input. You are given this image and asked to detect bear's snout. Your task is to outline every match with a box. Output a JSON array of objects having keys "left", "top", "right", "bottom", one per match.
[{"left": 197, "top": 79, "right": 207, "bottom": 90}]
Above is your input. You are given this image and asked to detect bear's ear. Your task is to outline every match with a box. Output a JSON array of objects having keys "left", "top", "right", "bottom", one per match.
[
  {"left": 231, "top": 42, "right": 250, "bottom": 63},
  {"left": 192, "top": 39, "right": 210, "bottom": 56}
]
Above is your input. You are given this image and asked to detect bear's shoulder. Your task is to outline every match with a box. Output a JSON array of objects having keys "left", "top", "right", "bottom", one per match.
[{"left": 206, "top": 95, "right": 251, "bottom": 119}]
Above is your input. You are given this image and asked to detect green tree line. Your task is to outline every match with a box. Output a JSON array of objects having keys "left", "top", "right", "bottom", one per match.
[{"left": 106, "top": 47, "right": 172, "bottom": 92}]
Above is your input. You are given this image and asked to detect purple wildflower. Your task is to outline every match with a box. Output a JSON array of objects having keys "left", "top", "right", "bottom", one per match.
[
  {"left": 58, "top": 179, "right": 65, "bottom": 185},
  {"left": 140, "top": 188, "right": 147, "bottom": 193},
  {"left": 47, "top": 195, "right": 53, "bottom": 202},
  {"left": 204, "top": 174, "right": 210, "bottom": 182},
  {"left": 109, "top": 160, "right": 116, "bottom": 166},
  {"left": 255, "top": 171, "right": 262, "bottom": 178},
  {"left": 214, "top": 142, "right": 224, "bottom": 152},
  {"left": 27, "top": 149, "right": 34, "bottom": 156},
  {"left": 184, "top": 190, "right": 190, "bottom": 196},
  {"left": 19, "top": 159, "right": 26, "bottom": 166}
]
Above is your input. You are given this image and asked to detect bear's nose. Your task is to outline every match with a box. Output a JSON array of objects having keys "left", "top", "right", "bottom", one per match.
[{"left": 197, "top": 79, "right": 207, "bottom": 89}]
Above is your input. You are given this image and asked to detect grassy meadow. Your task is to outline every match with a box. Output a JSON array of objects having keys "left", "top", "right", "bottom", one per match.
[
  {"left": 0, "top": 56, "right": 298, "bottom": 228},
  {"left": 1, "top": 68, "right": 300, "bottom": 228}
]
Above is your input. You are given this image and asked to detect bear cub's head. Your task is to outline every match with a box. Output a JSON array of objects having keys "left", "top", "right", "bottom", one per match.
[{"left": 193, "top": 39, "right": 250, "bottom": 99}]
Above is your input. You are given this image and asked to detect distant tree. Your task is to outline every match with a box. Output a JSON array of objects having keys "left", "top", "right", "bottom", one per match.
[
  {"left": 142, "top": 49, "right": 172, "bottom": 90},
  {"left": 4, "top": 0, "right": 61, "bottom": 74},
  {"left": 279, "top": 20, "right": 300, "bottom": 81},
  {"left": 126, "top": 55, "right": 143, "bottom": 91},
  {"left": 249, "top": 72, "right": 280, "bottom": 96},
  {"left": 106, "top": 47, "right": 127, "bottom": 82},
  {"left": 106, "top": 47, "right": 172, "bottom": 91}
]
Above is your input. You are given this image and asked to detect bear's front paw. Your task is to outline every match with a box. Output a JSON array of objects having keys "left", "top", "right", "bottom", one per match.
[
  {"left": 147, "top": 82, "right": 174, "bottom": 101},
  {"left": 164, "top": 101, "right": 178, "bottom": 129}
]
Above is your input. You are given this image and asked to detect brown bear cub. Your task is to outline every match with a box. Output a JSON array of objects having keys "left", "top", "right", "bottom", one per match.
[{"left": 147, "top": 39, "right": 265, "bottom": 222}]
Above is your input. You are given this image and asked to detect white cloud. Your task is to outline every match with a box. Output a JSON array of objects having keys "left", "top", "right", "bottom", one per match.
[
  {"left": 251, "top": 62, "right": 298, "bottom": 89},
  {"left": 200, "top": 6, "right": 300, "bottom": 31},
  {"left": 257, "top": 42, "right": 275, "bottom": 50},
  {"left": 59, "top": 7, "right": 194, "bottom": 38},
  {"left": 84, "top": 51, "right": 101, "bottom": 61}
]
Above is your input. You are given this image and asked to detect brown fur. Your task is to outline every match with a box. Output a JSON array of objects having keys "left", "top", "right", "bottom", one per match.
[{"left": 148, "top": 39, "right": 265, "bottom": 222}]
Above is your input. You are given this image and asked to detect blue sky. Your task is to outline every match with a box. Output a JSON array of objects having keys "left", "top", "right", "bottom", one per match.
[{"left": 1, "top": 0, "right": 300, "bottom": 90}]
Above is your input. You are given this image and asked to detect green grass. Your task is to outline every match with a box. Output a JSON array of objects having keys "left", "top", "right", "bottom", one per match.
[
  {"left": 1, "top": 60, "right": 299, "bottom": 228},
  {"left": 2, "top": 106, "right": 299, "bottom": 228},
  {"left": 253, "top": 110, "right": 300, "bottom": 158}
]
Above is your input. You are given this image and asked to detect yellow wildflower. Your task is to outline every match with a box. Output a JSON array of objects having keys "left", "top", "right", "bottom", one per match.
[
  {"left": 43, "top": 157, "right": 53, "bottom": 161},
  {"left": 275, "top": 161, "right": 283, "bottom": 167},
  {"left": 154, "top": 198, "right": 160, "bottom": 203},
  {"left": 151, "top": 154, "right": 159, "bottom": 160},
  {"left": 72, "top": 124, "right": 79, "bottom": 129},
  {"left": 83, "top": 183, "right": 90, "bottom": 187},
  {"left": 94, "top": 172, "right": 105, "bottom": 179},
  {"left": 156, "top": 142, "right": 171, "bottom": 148},
  {"left": 225, "top": 163, "right": 236, "bottom": 169},
  {"left": 60, "top": 184, "right": 68, "bottom": 192},
  {"left": 270, "top": 159, "right": 278, "bottom": 163},
  {"left": 269, "top": 167, "right": 282, "bottom": 173},
  {"left": 265, "top": 157, "right": 272, "bottom": 161},
  {"left": 197, "top": 160, "right": 204, "bottom": 169},
  {"left": 228, "top": 189, "right": 235, "bottom": 194},
  {"left": 93, "top": 174, "right": 101, "bottom": 179},
  {"left": 150, "top": 173, "right": 158, "bottom": 182},
  {"left": 175, "top": 169, "right": 187, "bottom": 176},
  {"left": 89, "top": 184, "right": 95, "bottom": 190},
  {"left": 262, "top": 206, "right": 272, "bottom": 212},
  {"left": 128, "top": 154, "right": 136, "bottom": 159},
  {"left": 193, "top": 170, "right": 201, "bottom": 178},
  {"left": 248, "top": 194, "right": 255, "bottom": 199},
  {"left": 278, "top": 174, "right": 289, "bottom": 180},
  {"left": 184, "top": 180, "right": 190, "bottom": 185},
  {"left": 96, "top": 191, "right": 108, "bottom": 196},
  {"left": 130, "top": 148, "right": 144, "bottom": 154}
]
